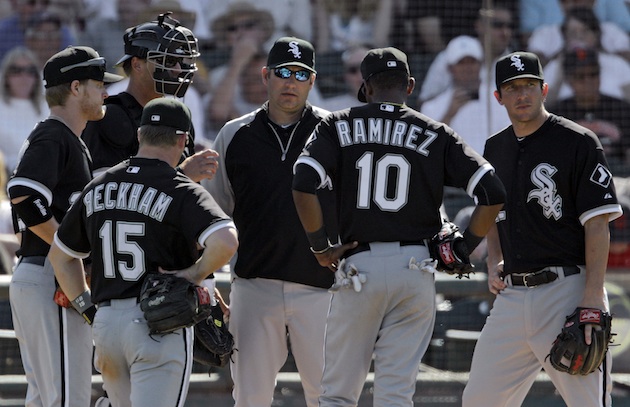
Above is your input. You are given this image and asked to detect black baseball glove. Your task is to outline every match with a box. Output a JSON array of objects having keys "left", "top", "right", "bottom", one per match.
[
  {"left": 193, "top": 303, "right": 235, "bottom": 367},
  {"left": 428, "top": 221, "right": 475, "bottom": 279},
  {"left": 139, "top": 273, "right": 212, "bottom": 335},
  {"left": 547, "top": 307, "right": 613, "bottom": 375}
]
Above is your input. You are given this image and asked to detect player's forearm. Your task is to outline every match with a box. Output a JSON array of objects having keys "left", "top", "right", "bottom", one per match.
[
  {"left": 29, "top": 217, "right": 59, "bottom": 246},
  {"left": 292, "top": 190, "right": 324, "bottom": 233},
  {"left": 191, "top": 227, "right": 239, "bottom": 284},
  {"left": 581, "top": 214, "right": 610, "bottom": 309},
  {"left": 49, "top": 242, "right": 88, "bottom": 300},
  {"left": 485, "top": 224, "right": 503, "bottom": 271}
]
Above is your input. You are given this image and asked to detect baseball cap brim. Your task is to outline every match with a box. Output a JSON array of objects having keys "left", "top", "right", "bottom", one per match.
[
  {"left": 103, "top": 71, "right": 125, "bottom": 83},
  {"left": 114, "top": 54, "right": 133, "bottom": 67},
  {"left": 499, "top": 73, "right": 543, "bottom": 86},
  {"left": 269, "top": 61, "right": 317, "bottom": 73}
]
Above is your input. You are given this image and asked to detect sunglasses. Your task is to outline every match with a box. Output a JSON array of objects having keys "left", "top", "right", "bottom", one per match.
[
  {"left": 60, "top": 57, "right": 106, "bottom": 73},
  {"left": 273, "top": 67, "right": 311, "bottom": 82},
  {"left": 226, "top": 20, "right": 258, "bottom": 32},
  {"left": 7, "top": 65, "right": 38, "bottom": 76},
  {"left": 345, "top": 66, "right": 361, "bottom": 74},
  {"left": 164, "top": 55, "right": 183, "bottom": 68}
]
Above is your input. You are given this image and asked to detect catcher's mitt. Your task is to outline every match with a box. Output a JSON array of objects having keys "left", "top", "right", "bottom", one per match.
[
  {"left": 139, "top": 274, "right": 212, "bottom": 335},
  {"left": 193, "top": 304, "right": 235, "bottom": 367},
  {"left": 428, "top": 221, "right": 474, "bottom": 279},
  {"left": 548, "top": 307, "right": 613, "bottom": 375}
]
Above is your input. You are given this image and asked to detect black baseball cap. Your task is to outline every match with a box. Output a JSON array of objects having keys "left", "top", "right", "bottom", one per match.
[
  {"left": 267, "top": 37, "right": 316, "bottom": 73},
  {"left": 43, "top": 46, "right": 124, "bottom": 88},
  {"left": 358, "top": 47, "right": 410, "bottom": 102},
  {"left": 495, "top": 51, "right": 544, "bottom": 90},
  {"left": 141, "top": 98, "right": 192, "bottom": 132}
]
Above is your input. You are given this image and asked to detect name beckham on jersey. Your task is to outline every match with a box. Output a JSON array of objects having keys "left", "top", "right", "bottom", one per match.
[
  {"left": 82, "top": 181, "right": 172, "bottom": 222},
  {"left": 334, "top": 115, "right": 437, "bottom": 156}
]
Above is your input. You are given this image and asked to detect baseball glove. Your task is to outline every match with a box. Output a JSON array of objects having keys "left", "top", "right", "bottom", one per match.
[
  {"left": 193, "top": 303, "right": 235, "bottom": 367},
  {"left": 139, "top": 273, "right": 212, "bottom": 335},
  {"left": 547, "top": 307, "right": 613, "bottom": 375},
  {"left": 428, "top": 221, "right": 474, "bottom": 279}
]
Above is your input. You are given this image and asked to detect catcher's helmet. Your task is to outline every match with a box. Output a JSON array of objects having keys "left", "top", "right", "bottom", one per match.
[{"left": 116, "top": 13, "right": 199, "bottom": 97}]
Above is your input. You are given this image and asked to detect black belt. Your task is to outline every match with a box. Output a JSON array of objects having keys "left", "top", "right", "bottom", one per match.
[
  {"left": 342, "top": 241, "right": 426, "bottom": 259},
  {"left": 19, "top": 256, "right": 46, "bottom": 266},
  {"left": 98, "top": 298, "right": 140, "bottom": 307},
  {"left": 503, "top": 266, "right": 580, "bottom": 287}
]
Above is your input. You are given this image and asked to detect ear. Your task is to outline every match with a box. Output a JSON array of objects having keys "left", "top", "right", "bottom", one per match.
[
  {"left": 131, "top": 56, "right": 144, "bottom": 73},
  {"left": 70, "top": 79, "right": 81, "bottom": 95},
  {"left": 406, "top": 77, "right": 416, "bottom": 96},
  {"left": 542, "top": 82, "right": 549, "bottom": 98},
  {"left": 493, "top": 90, "right": 503, "bottom": 105},
  {"left": 261, "top": 66, "right": 269, "bottom": 86},
  {"left": 309, "top": 73, "right": 316, "bottom": 90}
]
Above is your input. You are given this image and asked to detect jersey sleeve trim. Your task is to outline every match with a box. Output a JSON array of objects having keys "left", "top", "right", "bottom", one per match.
[
  {"left": 53, "top": 232, "right": 90, "bottom": 259},
  {"left": 7, "top": 177, "right": 53, "bottom": 205},
  {"left": 466, "top": 163, "right": 494, "bottom": 198},
  {"left": 579, "top": 204, "right": 623, "bottom": 225},
  {"left": 293, "top": 156, "right": 330, "bottom": 189},
  {"left": 197, "top": 220, "right": 237, "bottom": 248}
]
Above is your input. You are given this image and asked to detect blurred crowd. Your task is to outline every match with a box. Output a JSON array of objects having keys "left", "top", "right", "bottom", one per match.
[{"left": 0, "top": 0, "right": 630, "bottom": 272}]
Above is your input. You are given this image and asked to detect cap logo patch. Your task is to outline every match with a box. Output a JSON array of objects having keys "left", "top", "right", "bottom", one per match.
[
  {"left": 288, "top": 41, "right": 302, "bottom": 59},
  {"left": 151, "top": 114, "right": 161, "bottom": 122},
  {"left": 387, "top": 61, "right": 397, "bottom": 68},
  {"left": 510, "top": 55, "right": 525, "bottom": 72}
]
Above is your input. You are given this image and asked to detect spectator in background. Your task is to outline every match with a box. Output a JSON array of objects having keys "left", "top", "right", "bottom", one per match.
[
  {"left": 0, "top": 47, "right": 49, "bottom": 174},
  {"left": 419, "top": 2, "right": 515, "bottom": 104},
  {"left": 522, "top": 0, "right": 630, "bottom": 53},
  {"left": 540, "top": 7, "right": 630, "bottom": 105},
  {"left": 79, "top": 0, "right": 151, "bottom": 72},
  {"left": 551, "top": 47, "right": 630, "bottom": 171},
  {"left": 205, "top": 52, "right": 268, "bottom": 141},
  {"left": 0, "top": 0, "right": 75, "bottom": 63},
  {"left": 320, "top": 44, "right": 369, "bottom": 111},
  {"left": 420, "top": 36, "right": 510, "bottom": 155},
  {"left": 209, "top": 2, "right": 275, "bottom": 54},
  {"left": 528, "top": 0, "right": 630, "bottom": 66},
  {"left": 313, "top": 0, "right": 393, "bottom": 53},
  {"left": 24, "top": 11, "right": 64, "bottom": 70}
]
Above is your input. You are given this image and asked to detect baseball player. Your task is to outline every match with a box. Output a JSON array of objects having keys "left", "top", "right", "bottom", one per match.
[
  {"left": 462, "top": 52, "right": 622, "bottom": 406},
  {"left": 204, "top": 37, "right": 337, "bottom": 407},
  {"left": 48, "top": 98, "right": 238, "bottom": 407},
  {"left": 291, "top": 47, "right": 506, "bottom": 407},
  {"left": 82, "top": 12, "right": 217, "bottom": 182},
  {"left": 7, "top": 46, "right": 123, "bottom": 407}
]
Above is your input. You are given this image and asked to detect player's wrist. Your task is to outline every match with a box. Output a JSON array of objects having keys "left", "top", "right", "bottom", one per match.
[
  {"left": 463, "top": 227, "right": 484, "bottom": 253},
  {"left": 307, "top": 225, "right": 331, "bottom": 253},
  {"left": 71, "top": 290, "right": 96, "bottom": 325}
]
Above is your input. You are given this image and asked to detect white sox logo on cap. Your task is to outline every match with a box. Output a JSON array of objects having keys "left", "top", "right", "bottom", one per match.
[
  {"left": 288, "top": 41, "right": 302, "bottom": 59},
  {"left": 510, "top": 55, "right": 525, "bottom": 72}
]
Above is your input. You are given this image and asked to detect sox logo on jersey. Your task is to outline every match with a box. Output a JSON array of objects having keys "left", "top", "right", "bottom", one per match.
[{"left": 527, "top": 163, "right": 562, "bottom": 220}]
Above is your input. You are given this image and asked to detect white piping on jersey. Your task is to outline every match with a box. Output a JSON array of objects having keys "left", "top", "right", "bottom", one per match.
[
  {"left": 268, "top": 121, "right": 301, "bottom": 161},
  {"left": 466, "top": 163, "right": 494, "bottom": 198},
  {"left": 7, "top": 177, "right": 53, "bottom": 205},
  {"left": 294, "top": 156, "right": 333, "bottom": 189}
]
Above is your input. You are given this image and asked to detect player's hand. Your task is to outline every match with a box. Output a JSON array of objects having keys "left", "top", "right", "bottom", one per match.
[
  {"left": 487, "top": 263, "right": 506, "bottom": 295},
  {"left": 179, "top": 149, "right": 219, "bottom": 182},
  {"left": 313, "top": 241, "right": 359, "bottom": 271}
]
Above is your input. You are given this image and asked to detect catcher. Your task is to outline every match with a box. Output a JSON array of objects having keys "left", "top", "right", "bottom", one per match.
[{"left": 48, "top": 98, "right": 238, "bottom": 407}]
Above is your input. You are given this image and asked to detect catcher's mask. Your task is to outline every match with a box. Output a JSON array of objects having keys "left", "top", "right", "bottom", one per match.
[{"left": 117, "top": 12, "right": 200, "bottom": 98}]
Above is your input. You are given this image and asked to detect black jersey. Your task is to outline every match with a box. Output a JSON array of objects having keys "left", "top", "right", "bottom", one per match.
[
  {"left": 54, "top": 157, "right": 234, "bottom": 303},
  {"left": 293, "top": 102, "right": 494, "bottom": 244},
  {"left": 206, "top": 103, "right": 336, "bottom": 289},
  {"left": 82, "top": 92, "right": 196, "bottom": 175},
  {"left": 8, "top": 118, "right": 92, "bottom": 257},
  {"left": 484, "top": 114, "right": 621, "bottom": 273}
]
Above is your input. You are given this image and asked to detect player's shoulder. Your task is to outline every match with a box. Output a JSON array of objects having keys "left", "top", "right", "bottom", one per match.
[{"left": 548, "top": 113, "right": 601, "bottom": 145}]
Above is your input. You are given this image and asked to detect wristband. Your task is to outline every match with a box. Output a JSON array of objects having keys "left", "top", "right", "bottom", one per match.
[
  {"left": 463, "top": 228, "right": 484, "bottom": 253},
  {"left": 71, "top": 291, "right": 96, "bottom": 324},
  {"left": 306, "top": 225, "right": 330, "bottom": 253}
]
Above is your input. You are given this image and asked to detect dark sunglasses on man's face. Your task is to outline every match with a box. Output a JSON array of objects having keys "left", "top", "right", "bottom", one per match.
[
  {"left": 273, "top": 67, "right": 311, "bottom": 82},
  {"left": 7, "top": 65, "right": 38, "bottom": 76}
]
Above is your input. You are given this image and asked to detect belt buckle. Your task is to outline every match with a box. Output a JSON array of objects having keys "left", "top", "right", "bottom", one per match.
[{"left": 522, "top": 272, "right": 538, "bottom": 288}]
